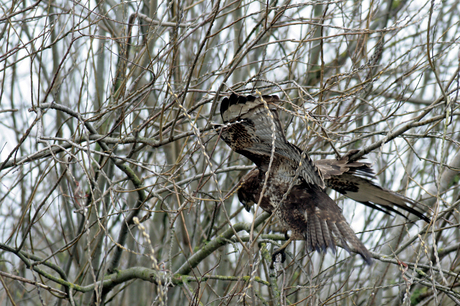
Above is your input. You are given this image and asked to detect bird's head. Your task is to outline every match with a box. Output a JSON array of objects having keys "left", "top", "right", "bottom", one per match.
[
  {"left": 236, "top": 169, "right": 261, "bottom": 212},
  {"left": 238, "top": 189, "right": 255, "bottom": 212}
]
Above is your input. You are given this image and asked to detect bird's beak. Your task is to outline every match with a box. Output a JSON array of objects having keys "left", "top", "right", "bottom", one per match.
[{"left": 244, "top": 204, "right": 251, "bottom": 212}]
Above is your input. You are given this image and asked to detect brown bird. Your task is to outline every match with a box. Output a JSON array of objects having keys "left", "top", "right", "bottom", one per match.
[{"left": 219, "top": 93, "right": 429, "bottom": 265}]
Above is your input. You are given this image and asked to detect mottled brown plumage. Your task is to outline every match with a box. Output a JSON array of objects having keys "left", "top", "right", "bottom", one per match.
[
  {"left": 238, "top": 169, "right": 371, "bottom": 259},
  {"left": 219, "top": 93, "right": 375, "bottom": 264},
  {"left": 239, "top": 160, "right": 430, "bottom": 223},
  {"left": 314, "top": 151, "right": 430, "bottom": 222}
]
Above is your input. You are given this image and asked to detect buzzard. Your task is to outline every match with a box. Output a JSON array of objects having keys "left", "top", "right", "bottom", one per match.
[{"left": 218, "top": 93, "right": 430, "bottom": 265}]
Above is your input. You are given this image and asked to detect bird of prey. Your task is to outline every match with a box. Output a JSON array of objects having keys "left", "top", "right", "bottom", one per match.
[{"left": 218, "top": 93, "right": 430, "bottom": 265}]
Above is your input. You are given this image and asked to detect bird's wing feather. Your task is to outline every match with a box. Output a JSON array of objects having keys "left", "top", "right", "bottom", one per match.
[
  {"left": 284, "top": 184, "right": 372, "bottom": 264},
  {"left": 315, "top": 150, "right": 430, "bottom": 222},
  {"left": 219, "top": 93, "right": 324, "bottom": 187}
]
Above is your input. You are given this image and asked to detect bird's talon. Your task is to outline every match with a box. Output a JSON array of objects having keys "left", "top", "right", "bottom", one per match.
[{"left": 272, "top": 248, "right": 286, "bottom": 263}]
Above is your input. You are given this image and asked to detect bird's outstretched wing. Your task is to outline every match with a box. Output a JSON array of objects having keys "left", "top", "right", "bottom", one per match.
[
  {"left": 315, "top": 150, "right": 431, "bottom": 222},
  {"left": 236, "top": 169, "right": 372, "bottom": 264},
  {"left": 285, "top": 184, "right": 373, "bottom": 265},
  {"left": 219, "top": 93, "right": 324, "bottom": 188}
]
